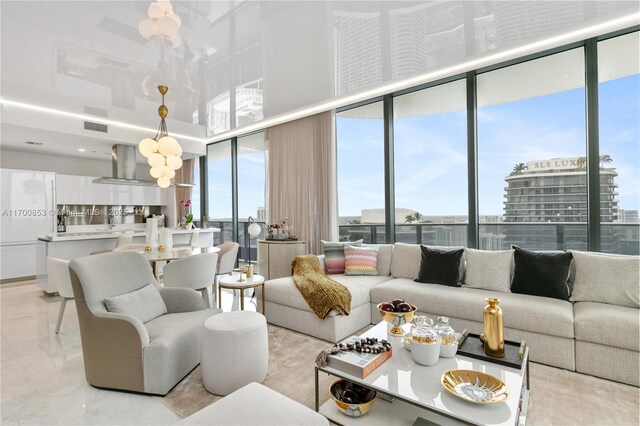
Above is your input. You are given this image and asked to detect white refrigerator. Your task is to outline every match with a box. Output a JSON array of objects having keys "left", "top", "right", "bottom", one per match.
[{"left": 0, "top": 169, "right": 56, "bottom": 281}]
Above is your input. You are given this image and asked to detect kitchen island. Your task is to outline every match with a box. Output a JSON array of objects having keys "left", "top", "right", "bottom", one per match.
[{"left": 36, "top": 227, "right": 220, "bottom": 294}]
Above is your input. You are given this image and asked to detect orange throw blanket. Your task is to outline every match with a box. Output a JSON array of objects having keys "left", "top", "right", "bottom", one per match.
[{"left": 292, "top": 255, "right": 352, "bottom": 319}]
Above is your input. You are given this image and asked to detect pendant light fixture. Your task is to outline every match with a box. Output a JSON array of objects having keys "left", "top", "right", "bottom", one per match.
[{"left": 139, "top": 85, "right": 183, "bottom": 188}]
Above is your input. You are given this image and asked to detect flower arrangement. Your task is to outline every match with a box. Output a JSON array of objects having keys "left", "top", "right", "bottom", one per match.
[{"left": 180, "top": 199, "right": 193, "bottom": 228}]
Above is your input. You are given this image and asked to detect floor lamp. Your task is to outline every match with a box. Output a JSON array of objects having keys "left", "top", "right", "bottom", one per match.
[{"left": 246, "top": 217, "right": 261, "bottom": 278}]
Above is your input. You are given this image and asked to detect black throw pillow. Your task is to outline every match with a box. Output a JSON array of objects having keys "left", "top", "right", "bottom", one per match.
[
  {"left": 415, "top": 246, "right": 463, "bottom": 287},
  {"left": 511, "top": 246, "right": 573, "bottom": 301}
]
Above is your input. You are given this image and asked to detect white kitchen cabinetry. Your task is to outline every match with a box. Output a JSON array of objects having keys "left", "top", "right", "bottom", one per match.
[
  {"left": 56, "top": 174, "right": 166, "bottom": 205},
  {"left": 257, "top": 240, "right": 307, "bottom": 280}
]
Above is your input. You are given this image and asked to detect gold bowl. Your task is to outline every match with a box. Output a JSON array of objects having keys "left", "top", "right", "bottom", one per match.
[
  {"left": 377, "top": 302, "right": 417, "bottom": 336},
  {"left": 330, "top": 379, "right": 377, "bottom": 417},
  {"left": 441, "top": 369, "right": 509, "bottom": 404}
]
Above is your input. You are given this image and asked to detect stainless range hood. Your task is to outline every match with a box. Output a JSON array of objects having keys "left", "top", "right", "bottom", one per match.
[{"left": 93, "top": 144, "right": 194, "bottom": 187}]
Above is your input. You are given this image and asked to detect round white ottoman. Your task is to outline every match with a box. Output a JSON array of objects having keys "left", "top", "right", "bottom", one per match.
[{"left": 201, "top": 311, "right": 269, "bottom": 396}]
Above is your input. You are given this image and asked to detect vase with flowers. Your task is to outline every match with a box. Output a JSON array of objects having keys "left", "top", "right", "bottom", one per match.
[{"left": 180, "top": 199, "right": 193, "bottom": 229}]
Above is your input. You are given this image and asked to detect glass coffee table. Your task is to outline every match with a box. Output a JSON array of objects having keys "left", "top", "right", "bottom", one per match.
[{"left": 315, "top": 321, "right": 530, "bottom": 426}]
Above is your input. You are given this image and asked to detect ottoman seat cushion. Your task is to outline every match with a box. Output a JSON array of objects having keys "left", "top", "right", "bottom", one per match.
[
  {"left": 201, "top": 311, "right": 268, "bottom": 396},
  {"left": 179, "top": 382, "right": 328, "bottom": 425}
]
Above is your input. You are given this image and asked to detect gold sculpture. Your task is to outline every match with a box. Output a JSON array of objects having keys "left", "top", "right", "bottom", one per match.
[{"left": 479, "top": 298, "right": 505, "bottom": 358}]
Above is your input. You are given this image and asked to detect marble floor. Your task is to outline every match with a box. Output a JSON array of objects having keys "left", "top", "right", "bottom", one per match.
[{"left": 0, "top": 281, "right": 256, "bottom": 425}]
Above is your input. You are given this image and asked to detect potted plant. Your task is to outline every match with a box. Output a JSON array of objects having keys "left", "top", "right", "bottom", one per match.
[{"left": 180, "top": 199, "right": 193, "bottom": 229}]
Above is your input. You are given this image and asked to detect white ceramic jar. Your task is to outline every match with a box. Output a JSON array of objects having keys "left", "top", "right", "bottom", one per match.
[{"left": 410, "top": 327, "right": 440, "bottom": 366}]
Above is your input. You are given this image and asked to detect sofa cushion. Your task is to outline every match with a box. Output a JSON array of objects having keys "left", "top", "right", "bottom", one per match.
[
  {"left": 463, "top": 248, "right": 513, "bottom": 293},
  {"left": 104, "top": 283, "right": 167, "bottom": 324},
  {"left": 344, "top": 245, "right": 378, "bottom": 276},
  {"left": 390, "top": 243, "right": 465, "bottom": 281},
  {"left": 511, "top": 246, "right": 572, "bottom": 301},
  {"left": 574, "top": 302, "right": 639, "bottom": 351},
  {"left": 370, "top": 278, "right": 574, "bottom": 338},
  {"left": 364, "top": 244, "right": 393, "bottom": 276},
  {"left": 322, "top": 240, "right": 362, "bottom": 274},
  {"left": 265, "top": 275, "right": 392, "bottom": 314},
  {"left": 416, "top": 246, "right": 463, "bottom": 287},
  {"left": 569, "top": 251, "right": 639, "bottom": 308}
]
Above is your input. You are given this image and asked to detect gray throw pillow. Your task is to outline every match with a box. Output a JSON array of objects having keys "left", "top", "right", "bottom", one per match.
[
  {"left": 569, "top": 251, "right": 639, "bottom": 308},
  {"left": 463, "top": 248, "right": 513, "bottom": 293},
  {"left": 104, "top": 283, "right": 168, "bottom": 323}
]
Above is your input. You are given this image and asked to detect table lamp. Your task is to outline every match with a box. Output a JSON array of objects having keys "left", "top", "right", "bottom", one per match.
[{"left": 246, "top": 216, "right": 261, "bottom": 278}]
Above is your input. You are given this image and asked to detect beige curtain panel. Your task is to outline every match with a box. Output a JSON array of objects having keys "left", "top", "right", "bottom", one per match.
[{"left": 266, "top": 111, "right": 338, "bottom": 254}]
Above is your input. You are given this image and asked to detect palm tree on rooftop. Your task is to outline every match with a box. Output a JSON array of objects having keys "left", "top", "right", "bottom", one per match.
[
  {"left": 511, "top": 163, "right": 527, "bottom": 175},
  {"left": 413, "top": 212, "right": 422, "bottom": 223},
  {"left": 405, "top": 214, "right": 415, "bottom": 223},
  {"left": 599, "top": 154, "right": 613, "bottom": 167}
]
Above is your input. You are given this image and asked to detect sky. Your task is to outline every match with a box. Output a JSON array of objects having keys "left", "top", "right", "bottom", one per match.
[{"left": 336, "top": 73, "right": 639, "bottom": 220}]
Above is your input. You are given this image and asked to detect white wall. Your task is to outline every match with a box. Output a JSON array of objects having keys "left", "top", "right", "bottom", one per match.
[{"left": 0, "top": 149, "right": 149, "bottom": 177}]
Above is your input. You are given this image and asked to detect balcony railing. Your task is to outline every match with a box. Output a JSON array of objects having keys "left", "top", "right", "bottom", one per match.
[{"left": 205, "top": 221, "right": 639, "bottom": 256}]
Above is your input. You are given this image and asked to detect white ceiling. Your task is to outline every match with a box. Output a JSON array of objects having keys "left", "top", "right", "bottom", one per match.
[{"left": 0, "top": 1, "right": 638, "bottom": 158}]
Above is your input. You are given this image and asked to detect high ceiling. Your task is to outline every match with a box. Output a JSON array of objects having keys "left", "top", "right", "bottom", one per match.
[{"left": 1, "top": 1, "right": 638, "bottom": 160}]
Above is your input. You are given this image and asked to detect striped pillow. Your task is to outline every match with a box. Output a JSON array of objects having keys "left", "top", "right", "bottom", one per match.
[
  {"left": 322, "top": 240, "right": 362, "bottom": 274},
  {"left": 344, "top": 245, "right": 379, "bottom": 276}
]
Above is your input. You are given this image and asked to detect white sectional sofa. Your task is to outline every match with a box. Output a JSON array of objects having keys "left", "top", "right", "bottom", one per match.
[{"left": 257, "top": 243, "right": 639, "bottom": 386}]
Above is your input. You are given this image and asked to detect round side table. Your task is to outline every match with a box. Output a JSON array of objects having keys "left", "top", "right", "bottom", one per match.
[{"left": 218, "top": 274, "right": 265, "bottom": 313}]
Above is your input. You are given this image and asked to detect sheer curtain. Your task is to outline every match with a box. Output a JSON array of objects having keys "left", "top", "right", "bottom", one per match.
[{"left": 266, "top": 111, "right": 338, "bottom": 254}]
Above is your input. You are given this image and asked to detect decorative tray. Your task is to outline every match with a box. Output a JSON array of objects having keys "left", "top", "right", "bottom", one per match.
[
  {"left": 265, "top": 237, "right": 298, "bottom": 241},
  {"left": 441, "top": 369, "right": 509, "bottom": 404},
  {"left": 457, "top": 333, "right": 525, "bottom": 369}
]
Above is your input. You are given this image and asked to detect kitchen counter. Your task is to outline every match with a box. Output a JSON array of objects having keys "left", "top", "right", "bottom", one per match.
[{"left": 38, "top": 227, "right": 219, "bottom": 242}]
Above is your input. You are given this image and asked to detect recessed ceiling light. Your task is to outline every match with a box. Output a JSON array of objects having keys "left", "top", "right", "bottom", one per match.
[
  {"left": 24, "top": 141, "right": 43, "bottom": 146},
  {"left": 78, "top": 148, "right": 86, "bottom": 152}
]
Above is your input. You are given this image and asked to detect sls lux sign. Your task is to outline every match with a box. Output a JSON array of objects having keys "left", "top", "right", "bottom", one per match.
[{"left": 527, "top": 157, "right": 581, "bottom": 171}]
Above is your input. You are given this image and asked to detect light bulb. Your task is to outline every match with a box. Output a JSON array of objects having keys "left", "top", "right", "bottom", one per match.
[
  {"left": 148, "top": 2, "right": 164, "bottom": 19},
  {"left": 158, "top": 16, "right": 178, "bottom": 38},
  {"left": 168, "top": 12, "right": 182, "bottom": 28},
  {"left": 157, "top": 176, "right": 171, "bottom": 188},
  {"left": 148, "top": 152, "right": 166, "bottom": 168},
  {"left": 138, "top": 138, "right": 158, "bottom": 158},
  {"left": 160, "top": 166, "right": 175, "bottom": 178},
  {"left": 138, "top": 19, "right": 157, "bottom": 40},
  {"left": 157, "top": 0, "right": 173, "bottom": 14},
  {"left": 158, "top": 136, "right": 180, "bottom": 156},
  {"left": 149, "top": 167, "right": 162, "bottom": 178},
  {"left": 166, "top": 155, "right": 182, "bottom": 170}
]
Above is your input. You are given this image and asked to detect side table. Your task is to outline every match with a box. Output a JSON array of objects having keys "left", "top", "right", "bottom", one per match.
[{"left": 218, "top": 274, "right": 265, "bottom": 313}]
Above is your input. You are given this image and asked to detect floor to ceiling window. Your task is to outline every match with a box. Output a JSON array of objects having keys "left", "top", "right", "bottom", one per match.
[
  {"left": 336, "top": 101, "right": 386, "bottom": 243},
  {"left": 207, "top": 141, "right": 233, "bottom": 245},
  {"left": 598, "top": 32, "right": 640, "bottom": 255},
  {"left": 237, "top": 131, "right": 266, "bottom": 263},
  {"left": 191, "top": 159, "right": 201, "bottom": 224},
  {"left": 393, "top": 79, "right": 467, "bottom": 246},
  {"left": 477, "top": 48, "right": 587, "bottom": 251}
]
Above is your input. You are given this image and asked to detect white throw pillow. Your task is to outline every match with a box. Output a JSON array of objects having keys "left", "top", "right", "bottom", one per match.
[
  {"left": 104, "top": 283, "right": 168, "bottom": 323},
  {"left": 569, "top": 251, "right": 639, "bottom": 308},
  {"left": 463, "top": 248, "right": 513, "bottom": 293}
]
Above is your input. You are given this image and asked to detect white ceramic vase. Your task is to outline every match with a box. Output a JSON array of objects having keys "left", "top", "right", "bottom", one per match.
[{"left": 411, "top": 341, "right": 440, "bottom": 366}]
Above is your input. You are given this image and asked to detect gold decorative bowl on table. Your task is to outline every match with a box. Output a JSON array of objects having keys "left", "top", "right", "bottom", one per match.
[
  {"left": 441, "top": 369, "right": 509, "bottom": 404},
  {"left": 377, "top": 302, "right": 417, "bottom": 337},
  {"left": 330, "top": 379, "right": 377, "bottom": 417}
]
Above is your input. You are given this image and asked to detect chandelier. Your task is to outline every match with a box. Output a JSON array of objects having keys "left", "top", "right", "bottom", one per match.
[
  {"left": 139, "top": 85, "right": 183, "bottom": 188},
  {"left": 138, "top": 1, "right": 182, "bottom": 48}
]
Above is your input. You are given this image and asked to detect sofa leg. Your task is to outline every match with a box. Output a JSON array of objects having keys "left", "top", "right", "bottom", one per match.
[{"left": 55, "top": 298, "right": 68, "bottom": 334}]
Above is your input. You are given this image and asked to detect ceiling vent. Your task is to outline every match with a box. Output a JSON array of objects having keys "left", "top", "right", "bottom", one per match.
[
  {"left": 84, "top": 121, "right": 108, "bottom": 133},
  {"left": 24, "top": 141, "right": 44, "bottom": 146}
]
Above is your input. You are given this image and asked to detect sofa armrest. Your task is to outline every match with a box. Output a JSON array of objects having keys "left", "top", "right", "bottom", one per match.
[
  {"left": 93, "top": 311, "right": 150, "bottom": 354},
  {"left": 316, "top": 254, "right": 325, "bottom": 272},
  {"left": 159, "top": 287, "right": 206, "bottom": 313}
]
